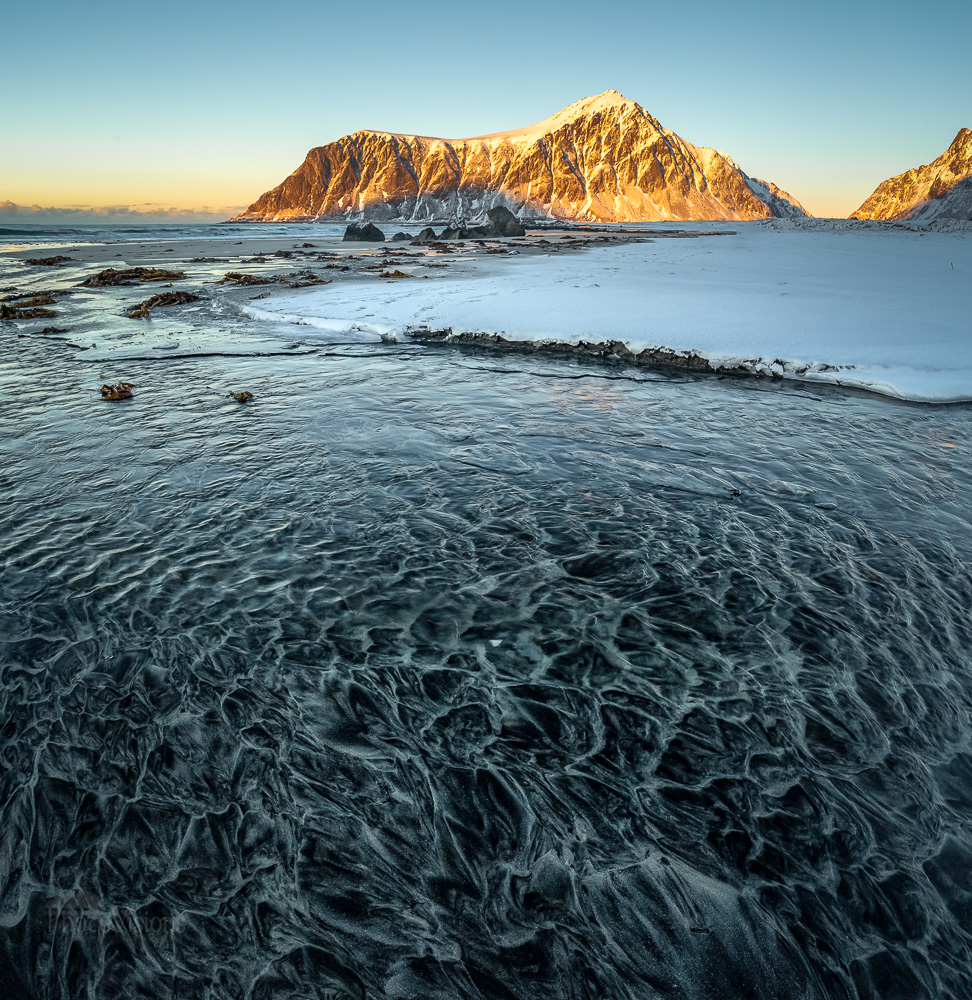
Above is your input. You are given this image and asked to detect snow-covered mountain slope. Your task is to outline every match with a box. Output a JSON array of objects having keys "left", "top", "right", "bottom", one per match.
[
  {"left": 851, "top": 128, "right": 972, "bottom": 221},
  {"left": 232, "top": 90, "right": 808, "bottom": 223}
]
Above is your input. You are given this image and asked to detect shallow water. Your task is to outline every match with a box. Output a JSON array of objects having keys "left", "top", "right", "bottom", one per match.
[{"left": 2, "top": 249, "right": 972, "bottom": 1000}]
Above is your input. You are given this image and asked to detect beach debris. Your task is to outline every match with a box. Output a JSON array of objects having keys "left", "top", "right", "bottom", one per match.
[
  {"left": 100, "top": 382, "right": 134, "bottom": 401},
  {"left": 380, "top": 269, "right": 412, "bottom": 279},
  {"left": 301, "top": 243, "right": 317, "bottom": 248},
  {"left": 25, "top": 255, "right": 73, "bottom": 266},
  {"left": 324, "top": 263, "right": 350, "bottom": 271},
  {"left": 219, "top": 272, "right": 273, "bottom": 286},
  {"left": 343, "top": 222, "right": 385, "bottom": 243},
  {"left": 38, "top": 326, "right": 68, "bottom": 334},
  {"left": 1, "top": 293, "right": 58, "bottom": 320},
  {"left": 81, "top": 267, "right": 186, "bottom": 287},
  {"left": 287, "top": 274, "right": 332, "bottom": 288},
  {"left": 125, "top": 291, "right": 199, "bottom": 318},
  {"left": 232, "top": 391, "right": 254, "bottom": 403},
  {"left": 248, "top": 291, "right": 271, "bottom": 300},
  {"left": 7, "top": 291, "right": 57, "bottom": 307}
]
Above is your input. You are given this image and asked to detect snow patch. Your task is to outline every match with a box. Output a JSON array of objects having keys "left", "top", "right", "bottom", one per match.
[{"left": 240, "top": 224, "right": 972, "bottom": 402}]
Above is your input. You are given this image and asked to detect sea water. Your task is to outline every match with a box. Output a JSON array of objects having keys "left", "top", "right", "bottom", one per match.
[{"left": 1, "top": 229, "right": 971, "bottom": 999}]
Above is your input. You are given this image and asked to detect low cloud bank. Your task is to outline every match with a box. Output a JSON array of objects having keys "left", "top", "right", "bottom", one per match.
[{"left": 0, "top": 201, "right": 244, "bottom": 224}]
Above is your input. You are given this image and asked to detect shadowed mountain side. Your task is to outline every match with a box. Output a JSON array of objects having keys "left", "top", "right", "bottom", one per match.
[
  {"left": 233, "top": 91, "right": 809, "bottom": 224},
  {"left": 852, "top": 128, "right": 972, "bottom": 221}
]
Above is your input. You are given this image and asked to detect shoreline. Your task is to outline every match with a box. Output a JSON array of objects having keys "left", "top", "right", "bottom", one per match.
[{"left": 2, "top": 223, "right": 969, "bottom": 404}]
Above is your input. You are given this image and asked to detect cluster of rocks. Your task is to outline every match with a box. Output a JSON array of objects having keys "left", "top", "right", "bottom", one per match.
[{"left": 343, "top": 207, "right": 526, "bottom": 244}]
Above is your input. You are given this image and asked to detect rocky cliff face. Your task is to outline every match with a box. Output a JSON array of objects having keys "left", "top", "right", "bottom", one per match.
[
  {"left": 232, "top": 91, "right": 808, "bottom": 224},
  {"left": 851, "top": 128, "right": 972, "bottom": 221}
]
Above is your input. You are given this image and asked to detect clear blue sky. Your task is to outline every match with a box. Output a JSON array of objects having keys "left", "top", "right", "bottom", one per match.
[{"left": 2, "top": 0, "right": 970, "bottom": 219}]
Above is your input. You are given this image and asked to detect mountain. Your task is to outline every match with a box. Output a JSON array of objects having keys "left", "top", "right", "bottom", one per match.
[
  {"left": 232, "top": 91, "right": 808, "bottom": 224},
  {"left": 851, "top": 128, "right": 972, "bottom": 221}
]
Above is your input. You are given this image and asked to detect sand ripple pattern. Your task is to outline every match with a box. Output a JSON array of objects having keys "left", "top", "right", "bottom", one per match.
[{"left": 1, "top": 336, "right": 972, "bottom": 999}]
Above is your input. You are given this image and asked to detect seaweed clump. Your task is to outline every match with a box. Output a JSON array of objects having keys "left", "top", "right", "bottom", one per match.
[
  {"left": 100, "top": 382, "right": 134, "bottom": 401},
  {"left": 0, "top": 291, "right": 58, "bottom": 320},
  {"left": 218, "top": 272, "right": 273, "bottom": 286},
  {"left": 81, "top": 267, "right": 186, "bottom": 287},
  {"left": 126, "top": 291, "right": 199, "bottom": 319},
  {"left": 26, "top": 255, "right": 73, "bottom": 266}
]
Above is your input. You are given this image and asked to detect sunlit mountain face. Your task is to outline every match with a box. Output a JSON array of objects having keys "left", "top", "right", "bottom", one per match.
[
  {"left": 233, "top": 90, "right": 808, "bottom": 224},
  {"left": 852, "top": 128, "right": 972, "bottom": 221}
]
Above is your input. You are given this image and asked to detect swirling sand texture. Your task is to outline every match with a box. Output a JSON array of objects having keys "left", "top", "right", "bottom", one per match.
[{"left": 1, "top": 334, "right": 971, "bottom": 999}]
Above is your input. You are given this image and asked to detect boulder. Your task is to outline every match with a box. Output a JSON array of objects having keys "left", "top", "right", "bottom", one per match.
[
  {"left": 343, "top": 222, "right": 385, "bottom": 242},
  {"left": 391, "top": 232, "right": 411, "bottom": 242},
  {"left": 438, "top": 227, "right": 460, "bottom": 240},
  {"left": 411, "top": 228, "right": 437, "bottom": 244},
  {"left": 486, "top": 206, "right": 526, "bottom": 237}
]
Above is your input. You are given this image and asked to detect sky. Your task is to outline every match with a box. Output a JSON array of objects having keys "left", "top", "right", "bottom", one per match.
[{"left": 2, "top": 0, "right": 970, "bottom": 221}]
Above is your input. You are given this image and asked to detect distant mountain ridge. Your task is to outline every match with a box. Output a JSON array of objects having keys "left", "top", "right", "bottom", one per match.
[
  {"left": 232, "top": 91, "right": 808, "bottom": 224},
  {"left": 851, "top": 128, "right": 972, "bottom": 221}
]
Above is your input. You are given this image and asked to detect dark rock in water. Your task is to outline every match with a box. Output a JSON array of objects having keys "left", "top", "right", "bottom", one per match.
[
  {"left": 412, "top": 228, "right": 437, "bottom": 244},
  {"left": 232, "top": 391, "right": 254, "bottom": 403},
  {"left": 343, "top": 222, "right": 385, "bottom": 242},
  {"left": 439, "top": 226, "right": 490, "bottom": 240},
  {"left": 486, "top": 206, "right": 526, "bottom": 237},
  {"left": 391, "top": 232, "right": 411, "bottom": 242}
]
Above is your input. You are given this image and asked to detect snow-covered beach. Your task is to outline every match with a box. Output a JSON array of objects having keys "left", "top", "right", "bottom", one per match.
[{"left": 241, "top": 220, "right": 972, "bottom": 402}]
